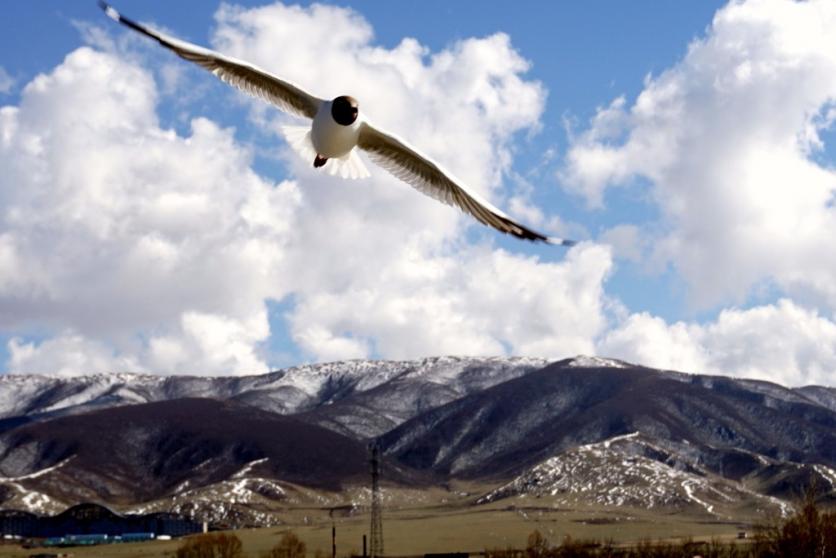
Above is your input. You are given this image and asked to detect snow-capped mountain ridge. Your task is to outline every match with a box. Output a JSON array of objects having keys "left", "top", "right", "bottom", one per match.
[{"left": 0, "top": 355, "right": 548, "bottom": 421}]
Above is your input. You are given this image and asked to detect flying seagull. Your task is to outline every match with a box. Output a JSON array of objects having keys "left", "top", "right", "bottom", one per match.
[{"left": 99, "top": 2, "right": 575, "bottom": 245}]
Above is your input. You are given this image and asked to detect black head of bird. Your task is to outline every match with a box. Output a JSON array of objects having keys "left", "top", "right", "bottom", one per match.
[{"left": 331, "top": 95, "right": 359, "bottom": 126}]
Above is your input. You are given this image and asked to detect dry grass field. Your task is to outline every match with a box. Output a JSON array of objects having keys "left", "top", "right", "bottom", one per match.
[{"left": 0, "top": 501, "right": 754, "bottom": 558}]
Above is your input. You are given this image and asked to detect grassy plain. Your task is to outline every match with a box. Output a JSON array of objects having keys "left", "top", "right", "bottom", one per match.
[{"left": 0, "top": 501, "right": 753, "bottom": 558}]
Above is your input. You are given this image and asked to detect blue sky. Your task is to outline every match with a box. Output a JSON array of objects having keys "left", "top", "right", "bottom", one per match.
[{"left": 1, "top": 1, "right": 835, "bottom": 385}]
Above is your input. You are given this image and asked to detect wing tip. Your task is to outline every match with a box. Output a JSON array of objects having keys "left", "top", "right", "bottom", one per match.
[
  {"left": 510, "top": 225, "right": 577, "bottom": 247},
  {"left": 98, "top": 1, "right": 120, "bottom": 21},
  {"left": 547, "top": 236, "right": 578, "bottom": 247}
]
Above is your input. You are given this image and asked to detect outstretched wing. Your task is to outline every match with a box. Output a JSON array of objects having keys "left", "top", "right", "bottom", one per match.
[
  {"left": 357, "top": 122, "right": 575, "bottom": 245},
  {"left": 99, "top": 2, "right": 323, "bottom": 119}
]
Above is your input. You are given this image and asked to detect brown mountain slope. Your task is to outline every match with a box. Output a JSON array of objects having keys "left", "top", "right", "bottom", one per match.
[{"left": 0, "top": 398, "right": 378, "bottom": 504}]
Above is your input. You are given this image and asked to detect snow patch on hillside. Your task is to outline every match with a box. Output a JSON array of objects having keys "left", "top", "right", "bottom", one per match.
[
  {"left": 568, "top": 356, "right": 627, "bottom": 369},
  {"left": 478, "top": 433, "right": 781, "bottom": 517}
]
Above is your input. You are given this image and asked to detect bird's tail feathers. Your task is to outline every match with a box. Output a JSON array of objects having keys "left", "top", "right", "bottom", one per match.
[
  {"left": 280, "top": 125, "right": 370, "bottom": 179},
  {"left": 332, "top": 149, "right": 371, "bottom": 180}
]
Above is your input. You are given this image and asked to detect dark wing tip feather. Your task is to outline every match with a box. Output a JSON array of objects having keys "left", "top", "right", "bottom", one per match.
[
  {"left": 507, "top": 221, "right": 549, "bottom": 243},
  {"left": 494, "top": 214, "right": 580, "bottom": 247},
  {"left": 98, "top": 1, "right": 158, "bottom": 43}
]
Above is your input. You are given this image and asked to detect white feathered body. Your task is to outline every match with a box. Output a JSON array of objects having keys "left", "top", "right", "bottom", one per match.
[{"left": 311, "top": 101, "right": 362, "bottom": 158}]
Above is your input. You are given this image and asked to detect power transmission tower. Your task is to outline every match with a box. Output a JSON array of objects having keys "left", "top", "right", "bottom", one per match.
[{"left": 369, "top": 443, "right": 384, "bottom": 557}]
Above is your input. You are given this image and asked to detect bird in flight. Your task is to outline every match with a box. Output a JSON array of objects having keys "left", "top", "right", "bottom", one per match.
[{"left": 99, "top": 2, "right": 575, "bottom": 245}]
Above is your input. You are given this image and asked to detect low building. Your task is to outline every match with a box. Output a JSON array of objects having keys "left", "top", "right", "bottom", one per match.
[{"left": 0, "top": 503, "right": 202, "bottom": 539}]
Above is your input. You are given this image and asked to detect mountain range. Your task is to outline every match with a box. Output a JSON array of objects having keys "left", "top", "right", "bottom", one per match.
[{"left": 1, "top": 355, "right": 834, "bottom": 526}]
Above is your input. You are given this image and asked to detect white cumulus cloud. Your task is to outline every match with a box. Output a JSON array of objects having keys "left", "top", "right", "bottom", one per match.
[
  {"left": 8, "top": 334, "right": 141, "bottom": 377},
  {"left": 289, "top": 243, "right": 612, "bottom": 361},
  {"left": 599, "top": 299, "right": 836, "bottom": 387},
  {"left": 564, "top": 0, "right": 836, "bottom": 310},
  {"left": 0, "top": 47, "right": 299, "bottom": 375}
]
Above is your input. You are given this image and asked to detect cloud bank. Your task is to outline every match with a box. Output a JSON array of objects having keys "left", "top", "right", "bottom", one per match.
[
  {"left": 0, "top": 46, "right": 298, "bottom": 375},
  {"left": 1, "top": 0, "right": 835, "bottom": 387},
  {"left": 601, "top": 299, "right": 836, "bottom": 386},
  {"left": 564, "top": 0, "right": 836, "bottom": 386}
]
